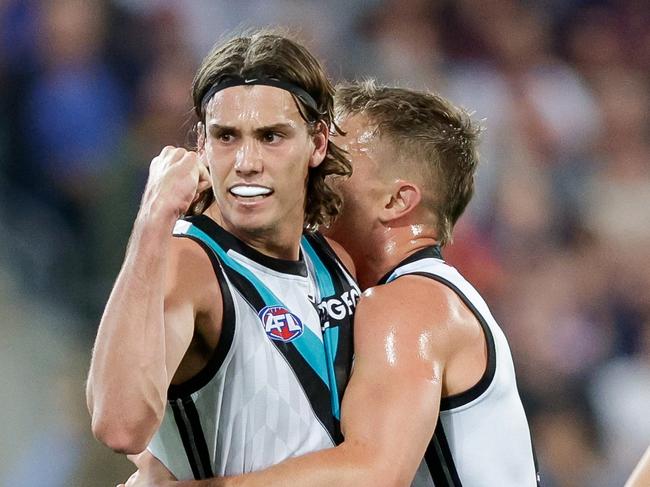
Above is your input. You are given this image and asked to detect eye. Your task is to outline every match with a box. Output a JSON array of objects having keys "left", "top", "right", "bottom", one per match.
[
  {"left": 209, "top": 127, "right": 236, "bottom": 143},
  {"left": 262, "top": 131, "right": 283, "bottom": 143}
]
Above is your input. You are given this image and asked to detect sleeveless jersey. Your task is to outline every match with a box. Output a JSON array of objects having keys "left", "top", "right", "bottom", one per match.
[
  {"left": 148, "top": 215, "right": 359, "bottom": 480},
  {"left": 379, "top": 247, "right": 540, "bottom": 487}
]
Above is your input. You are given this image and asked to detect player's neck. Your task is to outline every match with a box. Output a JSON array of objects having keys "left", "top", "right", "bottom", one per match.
[
  {"left": 356, "top": 224, "right": 438, "bottom": 290},
  {"left": 204, "top": 206, "right": 303, "bottom": 261},
  {"left": 236, "top": 228, "right": 303, "bottom": 261}
]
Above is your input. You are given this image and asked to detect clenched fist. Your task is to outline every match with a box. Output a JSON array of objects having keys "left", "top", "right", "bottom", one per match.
[{"left": 140, "top": 146, "right": 212, "bottom": 223}]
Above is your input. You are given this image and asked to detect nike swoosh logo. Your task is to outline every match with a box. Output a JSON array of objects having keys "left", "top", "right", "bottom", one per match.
[{"left": 244, "top": 78, "right": 258, "bottom": 83}]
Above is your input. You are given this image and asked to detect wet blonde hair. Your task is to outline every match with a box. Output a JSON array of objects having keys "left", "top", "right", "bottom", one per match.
[{"left": 336, "top": 80, "right": 481, "bottom": 246}]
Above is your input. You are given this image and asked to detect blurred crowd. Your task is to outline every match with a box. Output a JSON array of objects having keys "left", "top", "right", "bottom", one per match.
[{"left": 1, "top": 0, "right": 649, "bottom": 485}]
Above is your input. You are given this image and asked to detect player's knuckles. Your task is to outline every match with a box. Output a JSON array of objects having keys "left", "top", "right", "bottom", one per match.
[
  {"left": 168, "top": 161, "right": 200, "bottom": 186},
  {"left": 170, "top": 147, "right": 190, "bottom": 162},
  {"left": 149, "top": 153, "right": 164, "bottom": 171},
  {"left": 177, "top": 152, "right": 200, "bottom": 172},
  {"left": 180, "top": 149, "right": 198, "bottom": 160},
  {"left": 147, "top": 159, "right": 174, "bottom": 185},
  {"left": 162, "top": 145, "right": 184, "bottom": 158},
  {"left": 147, "top": 153, "right": 202, "bottom": 207},
  {"left": 154, "top": 147, "right": 185, "bottom": 169},
  {"left": 168, "top": 170, "right": 201, "bottom": 201},
  {"left": 150, "top": 148, "right": 179, "bottom": 174}
]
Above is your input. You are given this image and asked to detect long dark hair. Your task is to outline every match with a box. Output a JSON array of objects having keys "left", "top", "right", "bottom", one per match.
[{"left": 187, "top": 29, "right": 351, "bottom": 231}]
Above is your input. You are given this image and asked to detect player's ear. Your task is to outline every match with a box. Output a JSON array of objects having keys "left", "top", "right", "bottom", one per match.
[
  {"left": 197, "top": 122, "right": 206, "bottom": 151},
  {"left": 379, "top": 179, "right": 422, "bottom": 223},
  {"left": 195, "top": 122, "right": 211, "bottom": 173},
  {"left": 308, "top": 121, "right": 329, "bottom": 168}
]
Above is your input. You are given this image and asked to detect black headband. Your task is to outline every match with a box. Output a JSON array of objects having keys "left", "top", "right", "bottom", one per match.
[{"left": 200, "top": 75, "right": 320, "bottom": 115}]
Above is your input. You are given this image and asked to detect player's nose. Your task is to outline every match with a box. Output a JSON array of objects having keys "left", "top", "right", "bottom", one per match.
[{"left": 234, "top": 139, "right": 263, "bottom": 175}]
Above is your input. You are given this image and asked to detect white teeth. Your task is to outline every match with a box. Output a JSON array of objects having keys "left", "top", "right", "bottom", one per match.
[{"left": 230, "top": 185, "right": 272, "bottom": 197}]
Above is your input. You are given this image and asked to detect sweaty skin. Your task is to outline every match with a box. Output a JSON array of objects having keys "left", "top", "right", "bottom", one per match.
[
  {"left": 410, "top": 224, "right": 425, "bottom": 238},
  {"left": 384, "top": 326, "right": 398, "bottom": 366}
]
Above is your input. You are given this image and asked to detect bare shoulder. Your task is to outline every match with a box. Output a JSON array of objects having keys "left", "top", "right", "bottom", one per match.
[
  {"left": 355, "top": 275, "right": 477, "bottom": 359},
  {"left": 323, "top": 236, "right": 356, "bottom": 277},
  {"left": 165, "top": 233, "right": 222, "bottom": 314},
  {"left": 166, "top": 233, "right": 223, "bottom": 384}
]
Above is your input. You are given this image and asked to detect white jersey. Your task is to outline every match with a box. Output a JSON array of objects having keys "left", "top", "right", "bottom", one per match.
[
  {"left": 148, "top": 215, "right": 359, "bottom": 480},
  {"left": 381, "top": 246, "right": 540, "bottom": 487}
]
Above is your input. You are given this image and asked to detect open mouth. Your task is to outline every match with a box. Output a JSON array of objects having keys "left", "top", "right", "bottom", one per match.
[{"left": 229, "top": 184, "right": 274, "bottom": 201}]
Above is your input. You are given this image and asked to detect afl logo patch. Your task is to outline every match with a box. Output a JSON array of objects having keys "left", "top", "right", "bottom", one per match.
[{"left": 259, "top": 306, "right": 304, "bottom": 343}]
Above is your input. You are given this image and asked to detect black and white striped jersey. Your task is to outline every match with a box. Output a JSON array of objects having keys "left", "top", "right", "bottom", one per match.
[
  {"left": 147, "top": 215, "right": 359, "bottom": 480},
  {"left": 380, "top": 246, "right": 540, "bottom": 487}
]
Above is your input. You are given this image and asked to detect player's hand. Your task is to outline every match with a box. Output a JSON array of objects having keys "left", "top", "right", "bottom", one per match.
[
  {"left": 140, "top": 146, "right": 212, "bottom": 222},
  {"left": 117, "top": 451, "right": 177, "bottom": 487}
]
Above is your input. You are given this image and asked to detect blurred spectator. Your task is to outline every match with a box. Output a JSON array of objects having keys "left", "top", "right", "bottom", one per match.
[
  {"left": 355, "top": 0, "right": 447, "bottom": 90},
  {"left": 531, "top": 391, "right": 607, "bottom": 487},
  {"left": 1, "top": 0, "right": 41, "bottom": 189},
  {"left": 590, "top": 314, "right": 650, "bottom": 482},
  {"left": 583, "top": 69, "right": 650, "bottom": 250},
  {"left": 444, "top": 0, "right": 602, "bottom": 228},
  {"left": 24, "top": 0, "right": 128, "bottom": 229}
]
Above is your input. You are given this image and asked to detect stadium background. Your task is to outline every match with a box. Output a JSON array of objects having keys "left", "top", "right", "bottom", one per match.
[{"left": 1, "top": 0, "right": 649, "bottom": 485}]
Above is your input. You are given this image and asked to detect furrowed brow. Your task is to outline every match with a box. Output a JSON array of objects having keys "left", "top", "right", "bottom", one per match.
[
  {"left": 208, "top": 123, "right": 238, "bottom": 133},
  {"left": 253, "top": 123, "right": 296, "bottom": 135}
]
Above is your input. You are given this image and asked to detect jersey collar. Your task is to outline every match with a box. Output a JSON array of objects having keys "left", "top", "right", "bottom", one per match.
[{"left": 377, "top": 245, "right": 443, "bottom": 285}]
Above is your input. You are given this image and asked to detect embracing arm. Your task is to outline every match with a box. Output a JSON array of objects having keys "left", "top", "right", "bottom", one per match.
[
  {"left": 170, "top": 278, "right": 451, "bottom": 487},
  {"left": 86, "top": 147, "right": 212, "bottom": 454}
]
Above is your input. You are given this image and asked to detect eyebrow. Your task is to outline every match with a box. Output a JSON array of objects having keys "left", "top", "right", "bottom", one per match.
[{"left": 207, "top": 122, "right": 297, "bottom": 135}]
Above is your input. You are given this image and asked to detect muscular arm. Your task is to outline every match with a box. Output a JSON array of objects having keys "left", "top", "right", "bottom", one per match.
[
  {"left": 171, "top": 277, "right": 455, "bottom": 487},
  {"left": 86, "top": 147, "right": 213, "bottom": 454}
]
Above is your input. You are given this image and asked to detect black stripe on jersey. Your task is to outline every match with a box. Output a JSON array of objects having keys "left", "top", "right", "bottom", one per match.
[
  {"left": 167, "top": 235, "right": 236, "bottom": 400},
  {"left": 305, "top": 231, "right": 355, "bottom": 277},
  {"left": 170, "top": 398, "right": 214, "bottom": 480},
  {"left": 182, "top": 397, "right": 215, "bottom": 478},
  {"left": 187, "top": 215, "right": 307, "bottom": 276},
  {"left": 400, "top": 271, "right": 497, "bottom": 411},
  {"left": 219, "top": 264, "right": 265, "bottom": 310},
  {"left": 220, "top": 263, "right": 343, "bottom": 444},
  {"left": 277, "top": 339, "right": 343, "bottom": 444},
  {"left": 425, "top": 419, "right": 463, "bottom": 486},
  {"left": 304, "top": 232, "right": 356, "bottom": 404},
  {"left": 377, "top": 245, "right": 443, "bottom": 285}
]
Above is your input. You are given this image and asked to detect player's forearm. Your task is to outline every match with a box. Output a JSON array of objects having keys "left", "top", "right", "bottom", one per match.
[
  {"left": 179, "top": 443, "right": 403, "bottom": 487},
  {"left": 87, "top": 210, "right": 176, "bottom": 453}
]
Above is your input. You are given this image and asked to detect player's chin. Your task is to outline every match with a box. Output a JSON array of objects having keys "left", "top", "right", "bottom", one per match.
[{"left": 234, "top": 214, "right": 277, "bottom": 236}]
